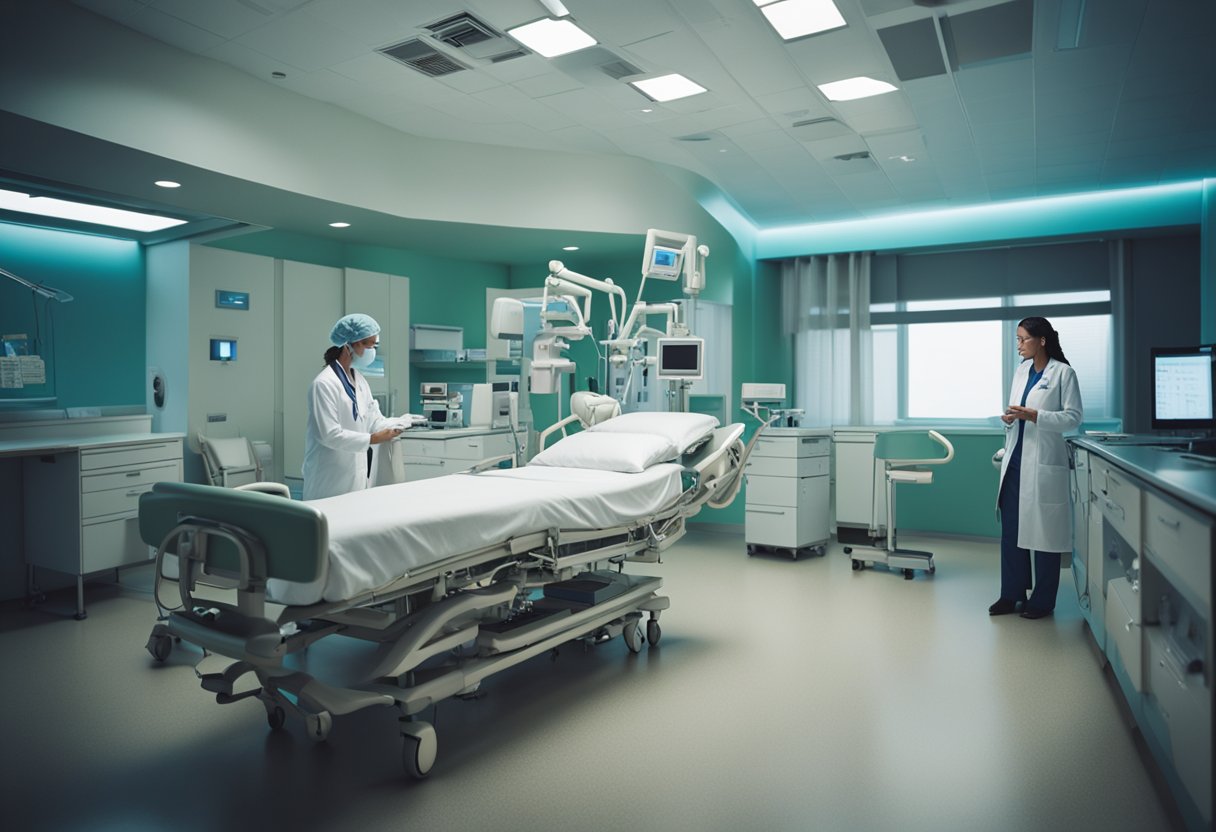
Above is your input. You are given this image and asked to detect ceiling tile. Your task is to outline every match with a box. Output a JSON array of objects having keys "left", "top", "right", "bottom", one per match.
[
  {"left": 514, "top": 72, "right": 583, "bottom": 98},
  {"left": 691, "top": 17, "right": 805, "bottom": 98},
  {"left": 234, "top": 10, "right": 372, "bottom": 72},
  {"left": 147, "top": 0, "right": 277, "bottom": 39}
]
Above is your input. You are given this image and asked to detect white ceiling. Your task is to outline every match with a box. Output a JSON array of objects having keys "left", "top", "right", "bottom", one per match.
[{"left": 59, "top": 0, "right": 1216, "bottom": 229}]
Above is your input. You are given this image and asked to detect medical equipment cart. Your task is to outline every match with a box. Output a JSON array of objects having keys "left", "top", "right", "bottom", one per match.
[{"left": 744, "top": 427, "right": 831, "bottom": 558}]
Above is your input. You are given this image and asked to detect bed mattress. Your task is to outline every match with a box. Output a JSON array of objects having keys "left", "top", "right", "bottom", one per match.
[{"left": 268, "top": 463, "right": 685, "bottom": 606}]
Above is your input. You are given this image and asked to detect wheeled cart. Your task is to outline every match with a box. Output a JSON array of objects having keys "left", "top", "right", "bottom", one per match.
[{"left": 744, "top": 428, "right": 831, "bottom": 559}]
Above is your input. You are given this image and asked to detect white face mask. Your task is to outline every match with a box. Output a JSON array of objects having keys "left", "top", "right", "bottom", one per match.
[{"left": 350, "top": 345, "right": 376, "bottom": 368}]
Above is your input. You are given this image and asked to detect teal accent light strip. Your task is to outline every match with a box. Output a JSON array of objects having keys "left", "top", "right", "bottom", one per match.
[{"left": 756, "top": 181, "right": 1206, "bottom": 258}]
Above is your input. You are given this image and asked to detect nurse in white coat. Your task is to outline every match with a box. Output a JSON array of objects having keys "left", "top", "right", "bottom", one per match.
[
  {"left": 303, "top": 313, "right": 402, "bottom": 501},
  {"left": 992, "top": 316, "right": 1083, "bottom": 619}
]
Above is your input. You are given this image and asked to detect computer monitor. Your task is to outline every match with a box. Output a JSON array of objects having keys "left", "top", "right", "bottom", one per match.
[
  {"left": 656, "top": 337, "right": 704, "bottom": 381},
  {"left": 1151, "top": 345, "right": 1215, "bottom": 431}
]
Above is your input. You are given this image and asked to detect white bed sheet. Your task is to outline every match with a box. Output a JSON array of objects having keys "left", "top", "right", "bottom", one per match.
[{"left": 268, "top": 463, "right": 685, "bottom": 606}]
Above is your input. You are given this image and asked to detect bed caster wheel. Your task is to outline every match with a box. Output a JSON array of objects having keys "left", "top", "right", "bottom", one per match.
[
  {"left": 266, "top": 705, "right": 286, "bottom": 731},
  {"left": 305, "top": 711, "right": 332, "bottom": 742},
  {"left": 851, "top": 560, "right": 861, "bottom": 571},
  {"left": 646, "top": 619, "right": 661, "bottom": 647},
  {"left": 146, "top": 627, "right": 173, "bottom": 662},
  {"left": 843, "top": 546, "right": 853, "bottom": 554},
  {"left": 401, "top": 721, "right": 437, "bottom": 779},
  {"left": 623, "top": 622, "right": 644, "bottom": 654},
  {"left": 904, "top": 569, "right": 914, "bottom": 580}
]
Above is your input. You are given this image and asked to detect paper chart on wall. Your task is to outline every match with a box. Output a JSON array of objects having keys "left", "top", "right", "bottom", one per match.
[
  {"left": 0, "top": 357, "right": 23, "bottom": 389},
  {"left": 19, "top": 355, "right": 45, "bottom": 385}
]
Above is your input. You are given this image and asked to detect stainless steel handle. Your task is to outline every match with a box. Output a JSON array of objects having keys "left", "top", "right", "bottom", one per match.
[
  {"left": 125, "top": 471, "right": 141, "bottom": 477},
  {"left": 746, "top": 508, "right": 785, "bottom": 516},
  {"left": 1155, "top": 515, "right": 1181, "bottom": 531}
]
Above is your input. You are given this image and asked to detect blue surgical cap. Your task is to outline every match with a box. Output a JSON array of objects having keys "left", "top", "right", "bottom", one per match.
[{"left": 330, "top": 313, "right": 381, "bottom": 347}]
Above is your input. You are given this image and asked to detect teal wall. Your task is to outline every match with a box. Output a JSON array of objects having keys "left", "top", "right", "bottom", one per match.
[
  {"left": 891, "top": 432, "right": 1003, "bottom": 538},
  {"left": 0, "top": 222, "right": 144, "bottom": 409}
]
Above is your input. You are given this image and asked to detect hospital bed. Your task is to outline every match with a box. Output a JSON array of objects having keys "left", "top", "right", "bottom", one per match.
[{"left": 139, "top": 409, "right": 754, "bottom": 777}]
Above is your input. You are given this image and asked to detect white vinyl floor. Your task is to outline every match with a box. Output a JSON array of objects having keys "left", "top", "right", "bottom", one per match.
[{"left": 0, "top": 531, "right": 1180, "bottom": 832}]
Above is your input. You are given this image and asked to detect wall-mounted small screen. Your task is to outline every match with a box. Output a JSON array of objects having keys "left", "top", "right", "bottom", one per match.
[
  {"left": 210, "top": 338, "right": 237, "bottom": 362},
  {"left": 215, "top": 290, "right": 250, "bottom": 310},
  {"left": 657, "top": 337, "right": 704, "bottom": 381}
]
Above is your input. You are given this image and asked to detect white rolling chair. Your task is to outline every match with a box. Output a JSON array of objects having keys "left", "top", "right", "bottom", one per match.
[
  {"left": 197, "top": 434, "right": 290, "bottom": 498},
  {"left": 844, "top": 430, "right": 955, "bottom": 580}
]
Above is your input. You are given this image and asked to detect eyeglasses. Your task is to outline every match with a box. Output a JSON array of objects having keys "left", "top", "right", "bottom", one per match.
[{"left": 1014, "top": 336, "right": 1039, "bottom": 344}]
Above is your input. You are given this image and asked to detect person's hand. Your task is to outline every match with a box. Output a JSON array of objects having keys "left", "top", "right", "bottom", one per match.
[
  {"left": 1000, "top": 411, "right": 1017, "bottom": 425},
  {"left": 371, "top": 427, "right": 404, "bottom": 444},
  {"left": 1007, "top": 405, "right": 1037, "bottom": 423}
]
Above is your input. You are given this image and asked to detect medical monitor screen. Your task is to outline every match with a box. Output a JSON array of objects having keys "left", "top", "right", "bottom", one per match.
[
  {"left": 209, "top": 338, "right": 237, "bottom": 362},
  {"left": 646, "top": 245, "right": 682, "bottom": 280},
  {"left": 657, "top": 338, "right": 704, "bottom": 381},
  {"left": 1151, "top": 345, "right": 1215, "bottom": 431}
]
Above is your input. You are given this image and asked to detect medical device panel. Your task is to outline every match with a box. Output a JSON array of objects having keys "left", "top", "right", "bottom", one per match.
[
  {"left": 656, "top": 337, "right": 704, "bottom": 381},
  {"left": 209, "top": 337, "right": 237, "bottom": 362}
]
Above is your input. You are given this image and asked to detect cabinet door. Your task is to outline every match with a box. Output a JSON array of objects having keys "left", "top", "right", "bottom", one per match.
[
  {"left": 834, "top": 436, "right": 885, "bottom": 527},
  {"left": 345, "top": 268, "right": 410, "bottom": 410},
  {"left": 282, "top": 261, "right": 344, "bottom": 479}
]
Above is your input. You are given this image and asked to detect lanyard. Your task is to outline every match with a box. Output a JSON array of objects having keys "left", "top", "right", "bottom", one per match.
[{"left": 329, "top": 361, "right": 359, "bottom": 420}]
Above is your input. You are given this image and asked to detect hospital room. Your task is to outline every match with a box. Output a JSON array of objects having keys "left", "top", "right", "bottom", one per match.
[{"left": 2, "top": 0, "right": 1215, "bottom": 829}]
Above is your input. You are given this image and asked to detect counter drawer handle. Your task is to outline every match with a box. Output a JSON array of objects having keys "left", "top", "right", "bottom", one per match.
[
  {"left": 126, "top": 489, "right": 144, "bottom": 497},
  {"left": 747, "top": 508, "right": 786, "bottom": 516},
  {"left": 1155, "top": 515, "right": 1181, "bottom": 531},
  {"left": 126, "top": 471, "right": 141, "bottom": 477}
]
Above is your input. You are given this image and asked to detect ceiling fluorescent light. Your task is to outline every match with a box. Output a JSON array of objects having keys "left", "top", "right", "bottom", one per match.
[
  {"left": 507, "top": 18, "right": 595, "bottom": 58},
  {"left": 630, "top": 73, "right": 707, "bottom": 103},
  {"left": 0, "top": 187, "right": 187, "bottom": 233},
  {"left": 757, "top": 0, "right": 846, "bottom": 41},
  {"left": 818, "top": 76, "right": 897, "bottom": 101}
]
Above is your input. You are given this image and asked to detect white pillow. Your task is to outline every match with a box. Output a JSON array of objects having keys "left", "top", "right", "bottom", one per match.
[
  {"left": 587, "top": 411, "right": 719, "bottom": 455},
  {"left": 529, "top": 430, "right": 676, "bottom": 473}
]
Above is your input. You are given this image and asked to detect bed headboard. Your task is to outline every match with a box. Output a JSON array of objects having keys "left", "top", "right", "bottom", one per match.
[{"left": 139, "top": 481, "right": 328, "bottom": 584}]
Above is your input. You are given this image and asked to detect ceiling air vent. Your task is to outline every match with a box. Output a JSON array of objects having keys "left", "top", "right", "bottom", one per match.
[
  {"left": 790, "top": 116, "right": 853, "bottom": 141},
  {"left": 379, "top": 38, "right": 468, "bottom": 77},
  {"left": 598, "top": 57, "right": 643, "bottom": 80},
  {"left": 424, "top": 12, "right": 525, "bottom": 62},
  {"left": 427, "top": 13, "right": 497, "bottom": 48},
  {"left": 834, "top": 151, "right": 872, "bottom": 161}
]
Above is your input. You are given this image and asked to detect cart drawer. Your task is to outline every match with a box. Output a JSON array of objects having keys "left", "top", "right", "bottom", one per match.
[
  {"left": 1093, "top": 458, "right": 1141, "bottom": 553},
  {"left": 81, "top": 460, "right": 180, "bottom": 494},
  {"left": 746, "top": 454, "right": 828, "bottom": 478},
  {"left": 82, "top": 515, "right": 152, "bottom": 573},
  {"left": 445, "top": 433, "right": 512, "bottom": 460},
  {"left": 80, "top": 441, "right": 180, "bottom": 471},
  {"left": 1145, "top": 628, "right": 1212, "bottom": 818},
  {"left": 753, "top": 435, "right": 830, "bottom": 459}
]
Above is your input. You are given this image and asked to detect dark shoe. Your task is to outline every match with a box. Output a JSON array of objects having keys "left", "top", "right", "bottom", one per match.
[
  {"left": 1020, "top": 608, "right": 1053, "bottom": 620},
  {"left": 989, "top": 599, "right": 1018, "bottom": 616}
]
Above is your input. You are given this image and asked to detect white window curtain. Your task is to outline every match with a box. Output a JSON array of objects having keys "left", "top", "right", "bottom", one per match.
[{"left": 783, "top": 253, "right": 873, "bottom": 426}]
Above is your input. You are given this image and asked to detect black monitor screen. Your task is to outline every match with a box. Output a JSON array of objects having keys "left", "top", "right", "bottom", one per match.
[
  {"left": 661, "top": 344, "right": 700, "bottom": 372},
  {"left": 1151, "top": 345, "right": 1215, "bottom": 431}
]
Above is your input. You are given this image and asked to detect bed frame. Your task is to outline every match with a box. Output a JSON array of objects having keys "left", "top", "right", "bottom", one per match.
[{"left": 139, "top": 423, "right": 752, "bottom": 777}]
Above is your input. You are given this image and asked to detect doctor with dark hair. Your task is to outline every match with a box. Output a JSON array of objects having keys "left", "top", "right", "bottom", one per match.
[{"left": 991, "top": 316, "right": 1083, "bottom": 619}]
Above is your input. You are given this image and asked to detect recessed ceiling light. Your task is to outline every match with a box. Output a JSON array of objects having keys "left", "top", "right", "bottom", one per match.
[
  {"left": 507, "top": 18, "right": 596, "bottom": 58},
  {"left": 154, "top": 180, "right": 181, "bottom": 189},
  {"left": 818, "top": 76, "right": 897, "bottom": 101},
  {"left": 630, "top": 73, "right": 707, "bottom": 103},
  {"left": 755, "top": 0, "right": 846, "bottom": 41},
  {"left": 562, "top": 245, "right": 579, "bottom": 251},
  {"left": 329, "top": 222, "right": 351, "bottom": 228},
  {"left": 0, "top": 187, "right": 186, "bottom": 232},
  {"left": 640, "top": 108, "right": 654, "bottom": 113},
  {"left": 889, "top": 154, "right": 917, "bottom": 163}
]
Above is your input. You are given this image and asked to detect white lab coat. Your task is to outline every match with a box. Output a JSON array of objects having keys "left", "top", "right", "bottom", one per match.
[
  {"left": 996, "top": 358, "right": 1084, "bottom": 553},
  {"left": 302, "top": 363, "right": 390, "bottom": 501}
]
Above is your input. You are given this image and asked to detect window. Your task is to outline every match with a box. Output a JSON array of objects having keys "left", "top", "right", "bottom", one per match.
[{"left": 870, "top": 292, "right": 1112, "bottom": 423}]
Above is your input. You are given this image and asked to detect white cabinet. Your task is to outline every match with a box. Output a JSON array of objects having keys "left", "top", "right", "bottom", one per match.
[
  {"left": 745, "top": 429, "right": 830, "bottom": 557},
  {"left": 833, "top": 430, "right": 887, "bottom": 533},
  {"left": 391, "top": 428, "right": 515, "bottom": 483},
  {"left": 23, "top": 437, "right": 183, "bottom": 619}
]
